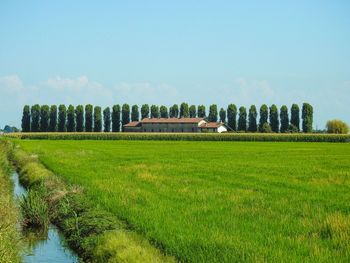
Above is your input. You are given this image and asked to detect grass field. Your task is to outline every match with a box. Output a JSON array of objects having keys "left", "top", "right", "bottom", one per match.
[{"left": 15, "top": 140, "right": 350, "bottom": 262}]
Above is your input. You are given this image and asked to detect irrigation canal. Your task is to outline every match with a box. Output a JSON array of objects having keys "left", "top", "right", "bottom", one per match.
[{"left": 11, "top": 172, "right": 78, "bottom": 263}]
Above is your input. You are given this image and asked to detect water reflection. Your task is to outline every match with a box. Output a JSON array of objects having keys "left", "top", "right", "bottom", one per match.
[{"left": 11, "top": 172, "right": 78, "bottom": 263}]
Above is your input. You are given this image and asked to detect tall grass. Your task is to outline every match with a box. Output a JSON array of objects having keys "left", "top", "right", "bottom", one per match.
[
  {"left": 15, "top": 139, "right": 350, "bottom": 262},
  {"left": 0, "top": 139, "right": 22, "bottom": 263},
  {"left": 6, "top": 132, "right": 350, "bottom": 142},
  {"left": 19, "top": 185, "right": 49, "bottom": 230},
  {"left": 10, "top": 141, "right": 176, "bottom": 263}
]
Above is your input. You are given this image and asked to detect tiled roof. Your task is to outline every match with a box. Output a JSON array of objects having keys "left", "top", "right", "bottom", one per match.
[
  {"left": 123, "top": 121, "right": 141, "bottom": 127},
  {"left": 140, "top": 118, "right": 205, "bottom": 124},
  {"left": 199, "top": 122, "right": 223, "bottom": 128}
]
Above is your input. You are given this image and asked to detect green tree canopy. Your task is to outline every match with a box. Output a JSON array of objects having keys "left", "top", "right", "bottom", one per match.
[
  {"left": 169, "top": 104, "right": 179, "bottom": 118},
  {"left": 122, "top": 104, "right": 130, "bottom": 130},
  {"left": 67, "top": 105, "right": 75, "bottom": 132},
  {"left": 248, "top": 105, "right": 257, "bottom": 132},
  {"left": 141, "top": 104, "right": 149, "bottom": 120},
  {"left": 112, "top": 104, "right": 121, "bottom": 132},
  {"left": 227, "top": 104, "right": 237, "bottom": 131},
  {"left": 85, "top": 104, "right": 93, "bottom": 132},
  {"left": 49, "top": 105, "right": 57, "bottom": 132},
  {"left": 180, "top": 102, "right": 189, "bottom": 118},
  {"left": 219, "top": 108, "right": 226, "bottom": 123},
  {"left": 150, "top": 105, "right": 159, "bottom": 118},
  {"left": 31, "top": 104, "right": 40, "bottom": 132},
  {"left": 197, "top": 105, "right": 206, "bottom": 118},
  {"left": 290, "top": 104, "right": 300, "bottom": 131},
  {"left": 40, "top": 105, "right": 50, "bottom": 132},
  {"left": 208, "top": 104, "right": 218, "bottom": 122},
  {"left": 189, "top": 105, "right": 196, "bottom": 118},
  {"left": 280, "top": 105, "right": 289, "bottom": 133},
  {"left": 238, "top": 106, "right": 247, "bottom": 132},
  {"left": 93, "top": 106, "right": 102, "bottom": 132},
  {"left": 259, "top": 104, "right": 268, "bottom": 132},
  {"left": 103, "top": 107, "right": 111, "bottom": 132},
  {"left": 21, "top": 105, "right": 31, "bottom": 132},
  {"left": 131, "top": 105, "right": 139, "bottom": 122},
  {"left": 160, "top": 105, "right": 168, "bottom": 118},
  {"left": 75, "top": 105, "right": 84, "bottom": 132},
  {"left": 302, "top": 103, "right": 313, "bottom": 133},
  {"left": 326, "top": 120, "right": 349, "bottom": 134},
  {"left": 269, "top": 104, "right": 279, "bottom": 133},
  {"left": 58, "top": 104, "right": 66, "bottom": 132}
]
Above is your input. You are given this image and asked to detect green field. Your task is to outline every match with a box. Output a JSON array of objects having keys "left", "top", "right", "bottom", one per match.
[{"left": 16, "top": 140, "right": 350, "bottom": 262}]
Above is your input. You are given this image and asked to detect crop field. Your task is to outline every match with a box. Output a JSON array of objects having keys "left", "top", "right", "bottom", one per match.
[{"left": 15, "top": 140, "right": 350, "bottom": 262}]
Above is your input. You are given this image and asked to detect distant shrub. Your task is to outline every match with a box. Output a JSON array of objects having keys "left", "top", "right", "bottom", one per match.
[
  {"left": 261, "top": 122, "right": 272, "bottom": 133},
  {"left": 289, "top": 124, "right": 299, "bottom": 133},
  {"left": 326, "top": 120, "right": 349, "bottom": 134}
]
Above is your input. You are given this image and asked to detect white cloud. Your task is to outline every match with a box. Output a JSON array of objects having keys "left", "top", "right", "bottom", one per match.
[{"left": 0, "top": 75, "right": 23, "bottom": 92}]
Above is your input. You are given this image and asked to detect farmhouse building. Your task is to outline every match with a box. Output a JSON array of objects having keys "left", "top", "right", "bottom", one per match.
[{"left": 123, "top": 118, "right": 230, "bottom": 133}]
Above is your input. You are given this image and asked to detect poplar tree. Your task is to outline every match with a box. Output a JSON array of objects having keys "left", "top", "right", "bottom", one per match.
[
  {"left": 21, "top": 105, "right": 31, "bottom": 132},
  {"left": 40, "top": 105, "right": 50, "bottom": 132},
  {"left": 227, "top": 104, "right": 237, "bottom": 131},
  {"left": 197, "top": 105, "right": 206, "bottom": 118},
  {"left": 269, "top": 104, "right": 279, "bottom": 133},
  {"left": 280, "top": 105, "right": 289, "bottom": 133},
  {"left": 150, "top": 105, "right": 159, "bottom": 118},
  {"left": 49, "top": 105, "right": 57, "bottom": 132},
  {"left": 248, "top": 105, "right": 257, "bottom": 132},
  {"left": 85, "top": 104, "right": 93, "bottom": 132},
  {"left": 180, "top": 102, "right": 189, "bottom": 118},
  {"left": 259, "top": 104, "right": 268, "bottom": 131},
  {"left": 160, "top": 105, "right": 168, "bottom": 118},
  {"left": 169, "top": 104, "right": 179, "bottom": 118},
  {"left": 238, "top": 106, "right": 247, "bottom": 131},
  {"left": 58, "top": 104, "right": 66, "bottom": 132},
  {"left": 93, "top": 106, "right": 102, "bottom": 132},
  {"left": 208, "top": 104, "right": 218, "bottom": 122},
  {"left": 219, "top": 108, "right": 226, "bottom": 123},
  {"left": 189, "top": 105, "right": 196, "bottom": 118},
  {"left": 290, "top": 104, "right": 300, "bottom": 131},
  {"left": 302, "top": 103, "right": 313, "bottom": 133},
  {"left": 103, "top": 107, "right": 111, "bottom": 132},
  {"left": 30, "top": 104, "right": 41, "bottom": 132},
  {"left": 75, "top": 105, "right": 84, "bottom": 132},
  {"left": 67, "top": 105, "right": 75, "bottom": 132},
  {"left": 112, "top": 104, "right": 121, "bottom": 132},
  {"left": 131, "top": 105, "right": 139, "bottom": 121},
  {"left": 122, "top": 104, "right": 130, "bottom": 130},
  {"left": 141, "top": 104, "right": 149, "bottom": 119}
]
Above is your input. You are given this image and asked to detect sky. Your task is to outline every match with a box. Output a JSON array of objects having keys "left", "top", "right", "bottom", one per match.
[{"left": 1, "top": 0, "right": 349, "bottom": 130}]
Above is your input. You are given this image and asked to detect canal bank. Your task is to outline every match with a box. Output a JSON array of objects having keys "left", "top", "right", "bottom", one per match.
[
  {"left": 5, "top": 138, "right": 176, "bottom": 263},
  {"left": 11, "top": 172, "right": 78, "bottom": 263}
]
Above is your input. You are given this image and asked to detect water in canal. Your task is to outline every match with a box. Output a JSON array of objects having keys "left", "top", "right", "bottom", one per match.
[{"left": 11, "top": 172, "right": 79, "bottom": 263}]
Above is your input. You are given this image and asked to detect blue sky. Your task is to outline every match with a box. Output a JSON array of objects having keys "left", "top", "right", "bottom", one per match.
[{"left": 1, "top": 1, "right": 349, "bottom": 129}]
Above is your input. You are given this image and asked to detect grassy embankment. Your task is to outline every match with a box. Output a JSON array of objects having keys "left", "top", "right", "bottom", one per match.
[
  {"left": 8, "top": 139, "right": 176, "bottom": 263},
  {"left": 13, "top": 139, "right": 350, "bottom": 262},
  {"left": 0, "top": 139, "right": 21, "bottom": 263},
  {"left": 6, "top": 132, "right": 350, "bottom": 142}
]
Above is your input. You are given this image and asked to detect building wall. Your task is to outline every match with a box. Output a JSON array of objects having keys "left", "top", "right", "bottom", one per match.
[
  {"left": 141, "top": 123, "right": 199, "bottom": 132},
  {"left": 124, "top": 126, "right": 142, "bottom": 132},
  {"left": 217, "top": 125, "right": 227, "bottom": 133}
]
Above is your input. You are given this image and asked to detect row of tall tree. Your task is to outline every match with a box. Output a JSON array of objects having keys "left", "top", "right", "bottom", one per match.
[{"left": 21, "top": 103, "right": 313, "bottom": 133}]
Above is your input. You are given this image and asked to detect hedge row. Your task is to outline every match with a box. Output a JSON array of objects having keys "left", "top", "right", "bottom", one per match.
[{"left": 6, "top": 133, "right": 350, "bottom": 143}]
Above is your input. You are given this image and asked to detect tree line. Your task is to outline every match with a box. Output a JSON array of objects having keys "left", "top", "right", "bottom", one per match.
[{"left": 21, "top": 103, "right": 313, "bottom": 133}]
